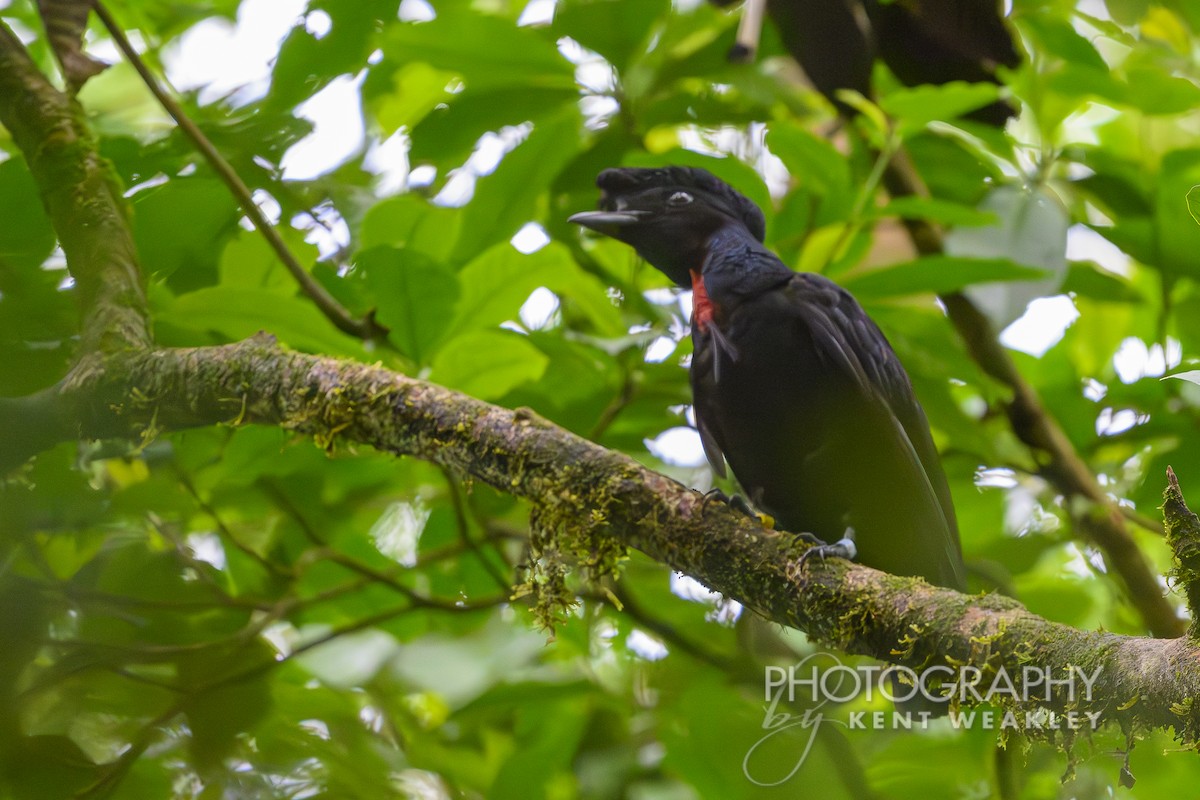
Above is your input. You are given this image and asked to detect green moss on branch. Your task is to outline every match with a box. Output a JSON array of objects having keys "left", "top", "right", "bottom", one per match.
[
  {"left": 2, "top": 334, "right": 1193, "bottom": 746},
  {"left": 0, "top": 21, "right": 149, "bottom": 354}
]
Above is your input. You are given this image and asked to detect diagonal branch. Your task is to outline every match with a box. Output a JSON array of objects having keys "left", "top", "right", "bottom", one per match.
[
  {"left": 0, "top": 336, "right": 1198, "bottom": 739},
  {"left": 0, "top": 20, "right": 150, "bottom": 355},
  {"left": 91, "top": 3, "right": 388, "bottom": 343},
  {"left": 2, "top": 5, "right": 1197, "bottom": 747}
]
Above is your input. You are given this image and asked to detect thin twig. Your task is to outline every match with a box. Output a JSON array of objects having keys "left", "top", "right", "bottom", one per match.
[
  {"left": 92, "top": 2, "right": 387, "bottom": 343},
  {"left": 591, "top": 586, "right": 881, "bottom": 800},
  {"left": 589, "top": 367, "right": 637, "bottom": 441},
  {"left": 174, "top": 465, "right": 295, "bottom": 578},
  {"left": 601, "top": 585, "right": 735, "bottom": 670},
  {"left": 440, "top": 465, "right": 514, "bottom": 592},
  {"left": 261, "top": 477, "right": 506, "bottom": 609}
]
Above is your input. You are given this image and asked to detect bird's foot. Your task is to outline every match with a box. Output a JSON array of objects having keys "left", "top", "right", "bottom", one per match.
[
  {"left": 700, "top": 488, "right": 775, "bottom": 529},
  {"left": 796, "top": 528, "right": 857, "bottom": 570}
]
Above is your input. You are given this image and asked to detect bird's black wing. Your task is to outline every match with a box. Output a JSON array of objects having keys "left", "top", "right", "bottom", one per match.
[
  {"left": 786, "top": 272, "right": 966, "bottom": 589},
  {"left": 695, "top": 406, "right": 727, "bottom": 479}
]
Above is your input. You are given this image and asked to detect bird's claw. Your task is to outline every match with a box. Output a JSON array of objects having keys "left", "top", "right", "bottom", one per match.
[
  {"left": 796, "top": 528, "right": 857, "bottom": 570},
  {"left": 697, "top": 487, "right": 729, "bottom": 514},
  {"left": 700, "top": 488, "right": 774, "bottom": 528}
]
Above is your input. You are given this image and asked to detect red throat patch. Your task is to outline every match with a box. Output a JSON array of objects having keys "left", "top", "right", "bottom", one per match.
[
  {"left": 689, "top": 269, "right": 714, "bottom": 331},
  {"left": 686, "top": 271, "right": 710, "bottom": 331}
]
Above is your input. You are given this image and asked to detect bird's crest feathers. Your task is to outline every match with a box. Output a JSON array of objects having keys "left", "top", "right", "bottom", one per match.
[{"left": 595, "top": 167, "right": 767, "bottom": 242}]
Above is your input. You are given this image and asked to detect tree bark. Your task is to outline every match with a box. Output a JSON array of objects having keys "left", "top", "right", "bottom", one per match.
[{"left": 1, "top": 14, "right": 1197, "bottom": 750}]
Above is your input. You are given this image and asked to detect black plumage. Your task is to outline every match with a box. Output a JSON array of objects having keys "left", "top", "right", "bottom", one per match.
[
  {"left": 712, "top": 0, "right": 1020, "bottom": 126},
  {"left": 571, "top": 166, "right": 965, "bottom": 590}
]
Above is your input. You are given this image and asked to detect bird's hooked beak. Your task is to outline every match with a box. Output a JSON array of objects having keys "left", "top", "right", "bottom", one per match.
[{"left": 568, "top": 209, "right": 650, "bottom": 236}]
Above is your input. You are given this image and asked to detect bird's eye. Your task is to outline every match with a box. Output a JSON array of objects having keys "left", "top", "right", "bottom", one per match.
[{"left": 667, "top": 191, "right": 693, "bottom": 206}]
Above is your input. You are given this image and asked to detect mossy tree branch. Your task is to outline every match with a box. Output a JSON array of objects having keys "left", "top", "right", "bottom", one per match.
[
  {"left": 1164, "top": 467, "right": 1200, "bottom": 640},
  {"left": 0, "top": 10, "right": 1197, "bottom": 752},
  {"left": 2, "top": 337, "right": 1200, "bottom": 742},
  {"left": 0, "top": 20, "right": 149, "bottom": 355}
]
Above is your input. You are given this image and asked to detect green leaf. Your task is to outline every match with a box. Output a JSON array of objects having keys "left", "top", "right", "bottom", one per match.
[
  {"left": 1163, "top": 370, "right": 1200, "bottom": 385},
  {"left": 519, "top": 333, "right": 616, "bottom": 411},
  {"left": 372, "top": 62, "right": 461, "bottom": 138},
  {"left": 1014, "top": 546, "right": 1110, "bottom": 629},
  {"left": 1121, "top": 67, "right": 1200, "bottom": 116},
  {"left": 905, "top": 131, "right": 1002, "bottom": 206},
  {"left": 880, "top": 81, "right": 1004, "bottom": 134},
  {"left": 554, "top": 272, "right": 625, "bottom": 337},
  {"left": 269, "top": 0, "right": 392, "bottom": 109},
  {"left": 388, "top": 613, "right": 547, "bottom": 705},
  {"left": 446, "top": 239, "right": 622, "bottom": 337},
  {"left": 429, "top": 329, "right": 549, "bottom": 400},
  {"left": 553, "top": 0, "right": 670, "bottom": 72},
  {"left": 1011, "top": 13, "right": 1126, "bottom": 131},
  {"left": 944, "top": 184, "right": 1070, "bottom": 327},
  {"left": 836, "top": 90, "right": 890, "bottom": 147},
  {"left": 797, "top": 223, "right": 853, "bottom": 275},
  {"left": 1105, "top": 0, "right": 1150, "bottom": 25},
  {"left": 0, "top": 159, "right": 56, "bottom": 269},
  {"left": 1093, "top": 216, "right": 1156, "bottom": 267},
  {"left": 360, "top": 194, "right": 462, "bottom": 262},
  {"left": 450, "top": 242, "right": 571, "bottom": 335},
  {"left": 637, "top": 85, "right": 778, "bottom": 131},
  {"left": 160, "top": 287, "right": 359, "bottom": 355},
  {"left": 1062, "top": 261, "right": 1144, "bottom": 303},
  {"left": 489, "top": 697, "right": 589, "bottom": 800},
  {"left": 219, "top": 229, "right": 319, "bottom": 291},
  {"left": 133, "top": 178, "right": 239, "bottom": 285},
  {"left": 1072, "top": 150, "right": 1154, "bottom": 217},
  {"left": 451, "top": 106, "right": 583, "bottom": 262},
  {"left": 765, "top": 122, "right": 852, "bottom": 212},
  {"left": 873, "top": 196, "right": 999, "bottom": 227},
  {"left": 1019, "top": 13, "right": 1109, "bottom": 71},
  {"left": 5, "top": 736, "right": 99, "bottom": 800},
  {"left": 841, "top": 255, "right": 1050, "bottom": 299},
  {"left": 381, "top": 12, "right": 575, "bottom": 91},
  {"left": 295, "top": 628, "right": 401, "bottom": 687},
  {"left": 180, "top": 643, "right": 275, "bottom": 772},
  {"left": 1156, "top": 150, "right": 1200, "bottom": 278},
  {"left": 408, "top": 86, "right": 580, "bottom": 169},
  {"left": 1043, "top": 62, "right": 1127, "bottom": 107},
  {"left": 358, "top": 246, "right": 460, "bottom": 365}
]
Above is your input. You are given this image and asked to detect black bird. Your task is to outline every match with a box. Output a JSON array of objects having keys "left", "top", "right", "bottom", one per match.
[
  {"left": 712, "top": 0, "right": 1020, "bottom": 126},
  {"left": 570, "top": 166, "right": 965, "bottom": 591}
]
